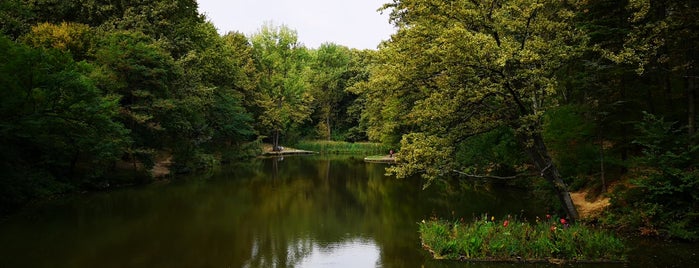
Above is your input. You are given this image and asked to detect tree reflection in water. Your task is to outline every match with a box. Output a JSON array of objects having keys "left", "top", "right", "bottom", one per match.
[{"left": 0, "top": 155, "right": 548, "bottom": 268}]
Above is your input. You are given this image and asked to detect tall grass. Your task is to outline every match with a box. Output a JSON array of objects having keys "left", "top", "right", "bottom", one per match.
[
  {"left": 294, "top": 140, "right": 391, "bottom": 155},
  {"left": 419, "top": 215, "right": 626, "bottom": 263}
]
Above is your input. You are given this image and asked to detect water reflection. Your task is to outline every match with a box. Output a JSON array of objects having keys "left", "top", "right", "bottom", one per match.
[
  {"left": 0, "top": 155, "right": 695, "bottom": 267},
  {"left": 0, "top": 156, "right": 563, "bottom": 267},
  {"left": 294, "top": 238, "right": 380, "bottom": 268}
]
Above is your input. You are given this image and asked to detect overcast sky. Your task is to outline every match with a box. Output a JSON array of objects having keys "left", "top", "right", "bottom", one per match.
[{"left": 196, "top": 0, "right": 396, "bottom": 50}]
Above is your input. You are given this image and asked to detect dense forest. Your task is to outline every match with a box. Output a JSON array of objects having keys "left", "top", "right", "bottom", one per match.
[{"left": 1, "top": 0, "right": 698, "bottom": 240}]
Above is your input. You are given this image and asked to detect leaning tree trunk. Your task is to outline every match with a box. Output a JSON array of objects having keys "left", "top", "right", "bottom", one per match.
[{"left": 520, "top": 132, "right": 580, "bottom": 222}]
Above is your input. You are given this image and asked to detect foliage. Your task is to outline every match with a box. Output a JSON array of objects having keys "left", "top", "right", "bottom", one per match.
[
  {"left": 543, "top": 105, "right": 597, "bottom": 174},
  {"left": 293, "top": 140, "right": 390, "bottom": 155},
  {"left": 387, "top": 133, "right": 453, "bottom": 183},
  {"left": 2, "top": 0, "right": 698, "bottom": 243},
  {"left": 250, "top": 23, "right": 313, "bottom": 150},
  {"left": 371, "top": 0, "right": 586, "bottom": 220},
  {"left": 420, "top": 215, "right": 626, "bottom": 262},
  {"left": 90, "top": 29, "right": 178, "bottom": 167},
  {"left": 308, "top": 43, "right": 350, "bottom": 139},
  {"left": 455, "top": 127, "right": 528, "bottom": 182},
  {"left": 0, "top": 0, "right": 30, "bottom": 37},
  {"left": 603, "top": 113, "right": 699, "bottom": 240},
  {"left": 0, "top": 35, "right": 129, "bottom": 212},
  {"left": 343, "top": 49, "right": 383, "bottom": 143},
  {"left": 166, "top": 24, "right": 254, "bottom": 171},
  {"left": 0, "top": 1, "right": 258, "bottom": 213},
  {"left": 22, "top": 22, "right": 92, "bottom": 59}
]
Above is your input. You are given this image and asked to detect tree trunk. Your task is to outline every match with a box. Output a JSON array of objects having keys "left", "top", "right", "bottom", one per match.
[
  {"left": 599, "top": 133, "right": 606, "bottom": 193},
  {"left": 70, "top": 151, "right": 80, "bottom": 177},
  {"left": 520, "top": 132, "right": 580, "bottom": 222},
  {"left": 620, "top": 77, "right": 629, "bottom": 174},
  {"left": 326, "top": 115, "right": 332, "bottom": 141},
  {"left": 273, "top": 130, "right": 280, "bottom": 151},
  {"left": 688, "top": 74, "right": 696, "bottom": 136}
]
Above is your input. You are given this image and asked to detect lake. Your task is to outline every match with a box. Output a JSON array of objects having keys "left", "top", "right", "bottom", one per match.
[{"left": 0, "top": 155, "right": 697, "bottom": 267}]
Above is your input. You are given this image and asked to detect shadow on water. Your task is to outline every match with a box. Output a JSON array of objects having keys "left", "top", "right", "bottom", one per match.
[{"left": 0, "top": 155, "right": 696, "bottom": 267}]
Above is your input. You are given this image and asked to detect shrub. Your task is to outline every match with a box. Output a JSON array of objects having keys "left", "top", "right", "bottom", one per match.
[
  {"left": 294, "top": 140, "right": 390, "bottom": 155},
  {"left": 419, "top": 214, "right": 626, "bottom": 262},
  {"left": 602, "top": 113, "right": 699, "bottom": 240}
]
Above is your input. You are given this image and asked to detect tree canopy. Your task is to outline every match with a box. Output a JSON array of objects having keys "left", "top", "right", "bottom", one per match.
[{"left": 370, "top": 0, "right": 585, "bottom": 220}]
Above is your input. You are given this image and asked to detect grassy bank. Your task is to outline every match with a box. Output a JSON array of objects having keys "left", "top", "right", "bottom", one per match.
[
  {"left": 420, "top": 215, "right": 626, "bottom": 263},
  {"left": 294, "top": 140, "right": 391, "bottom": 155}
]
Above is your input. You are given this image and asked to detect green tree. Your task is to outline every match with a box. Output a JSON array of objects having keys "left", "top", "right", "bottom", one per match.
[
  {"left": 309, "top": 43, "right": 352, "bottom": 140},
  {"left": 91, "top": 30, "right": 178, "bottom": 168},
  {"left": 22, "top": 22, "right": 92, "bottom": 60},
  {"left": 0, "top": 0, "right": 31, "bottom": 38},
  {"left": 169, "top": 24, "right": 255, "bottom": 169},
  {"left": 0, "top": 35, "right": 129, "bottom": 212},
  {"left": 250, "top": 23, "right": 313, "bottom": 150},
  {"left": 341, "top": 49, "right": 376, "bottom": 142},
  {"left": 373, "top": 0, "right": 586, "bottom": 220},
  {"left": 349, "top": 46, "right": 417, "bottom": 146},
  {"left": 588, "top": 0, "right": 698, "bottom": 134},
  {"left": 20, "top": 0, "right": 205, "bottom": 59},
  {"left": 604, "top": 113, "right": 699, "bottom": 240}
]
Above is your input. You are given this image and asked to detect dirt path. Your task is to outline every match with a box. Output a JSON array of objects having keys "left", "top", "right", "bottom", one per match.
[
  {"left": 570, "top": 190, "right": 610, "bottom": 219},
  {"left": 151, "top": 155, "right": 172, "bottom": 178}
]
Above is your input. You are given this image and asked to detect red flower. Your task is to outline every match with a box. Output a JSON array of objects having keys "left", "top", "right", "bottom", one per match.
[
  {"left": 546, "top": 214, "right": 551, "bottom": 220},
  {"left": 560, "top": 218, "right": 567, "bottom": 225},
  {"left": 503, "top": 220, "right": 509, "bottom": 227}
]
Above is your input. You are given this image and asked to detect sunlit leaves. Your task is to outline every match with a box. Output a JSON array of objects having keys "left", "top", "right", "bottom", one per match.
[
  {"left": 371, "top": 0, "right": 585, "bottom": 180},
  {"left": 251, "top": 23, "right": 313, "bottom": 147},
  {"left": 387, "top": 133, "right": 453, "bottom": 184},
  {"left": 308, "top": 43, "right": 353, "bottom": 139},
  {"left": 22, "top": 22, "right": 91, "bottom": 59}
]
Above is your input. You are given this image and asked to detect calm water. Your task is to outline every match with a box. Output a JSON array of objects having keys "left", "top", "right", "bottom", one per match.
[{"left": 0, "top": 156, "right": 697, "bottom": 267}]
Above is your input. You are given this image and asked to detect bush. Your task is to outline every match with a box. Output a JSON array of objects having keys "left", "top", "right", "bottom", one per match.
[
  {"left": 294, "top": 140, "right": 390, "bottom": 155},
  {"left": 602, "top": 112, "right": 699, "bottom": 240},
  {"left": 420, "top": 214, "right": 626, "bottom": 262}
]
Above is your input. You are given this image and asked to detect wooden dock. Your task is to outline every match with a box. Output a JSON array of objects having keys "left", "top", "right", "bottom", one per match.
[
  {"left": 261, "top": 149, "right": 317, "bottom": 156},
  {"left": 363, "top": 155, "right": 397, "bottom": 163}
]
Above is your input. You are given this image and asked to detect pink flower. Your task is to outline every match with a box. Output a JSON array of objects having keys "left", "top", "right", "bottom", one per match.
[
  {"left": 560, "top": 218, "right": 568, "bottom": 225},
  {"left": 503, "top": 220, "right": 509, "bottom": 227},
  {"left": 546, "top": 214, "right": 551, "bottom": 220}
]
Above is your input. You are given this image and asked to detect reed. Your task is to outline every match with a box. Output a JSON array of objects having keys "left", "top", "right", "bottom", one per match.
[
  {"left": 419, "top": 214, "right": 626, "bottom": 263},
  {"left": 294, "top": 140, "right": 391, "bottom": 155}
]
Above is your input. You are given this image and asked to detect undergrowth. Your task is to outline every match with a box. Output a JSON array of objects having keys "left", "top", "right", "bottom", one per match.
[
  {"left": 294, "top": 140, "right": 391, "bottom": 155},
  {"left": 420, "top": 214, "right": 626, "bottom": 263}
]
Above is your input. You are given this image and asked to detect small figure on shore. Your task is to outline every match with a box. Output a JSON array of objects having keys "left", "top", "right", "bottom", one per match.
[{"left": 389, "top": 149, "right": 394, "bottom": 158}]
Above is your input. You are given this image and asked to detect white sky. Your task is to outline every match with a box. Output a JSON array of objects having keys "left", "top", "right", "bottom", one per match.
[{"left": 196, "top": 0, "right": 396, "bottom": 50}]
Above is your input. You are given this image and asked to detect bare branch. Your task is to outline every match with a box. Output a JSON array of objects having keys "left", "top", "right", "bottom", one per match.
[
  {"left": 521, "top": 7, "right": 539, "bottom": 50},
  {"left": 452, "top": 169, "right": 518, "bottom": 180},
  {"left": 540, "top": 162, "right": 552, "bottom": 176}
]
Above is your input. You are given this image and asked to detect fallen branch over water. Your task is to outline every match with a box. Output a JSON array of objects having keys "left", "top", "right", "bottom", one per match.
[{"left": 452, "top": 170, "right": 518, "bottom": 180}]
